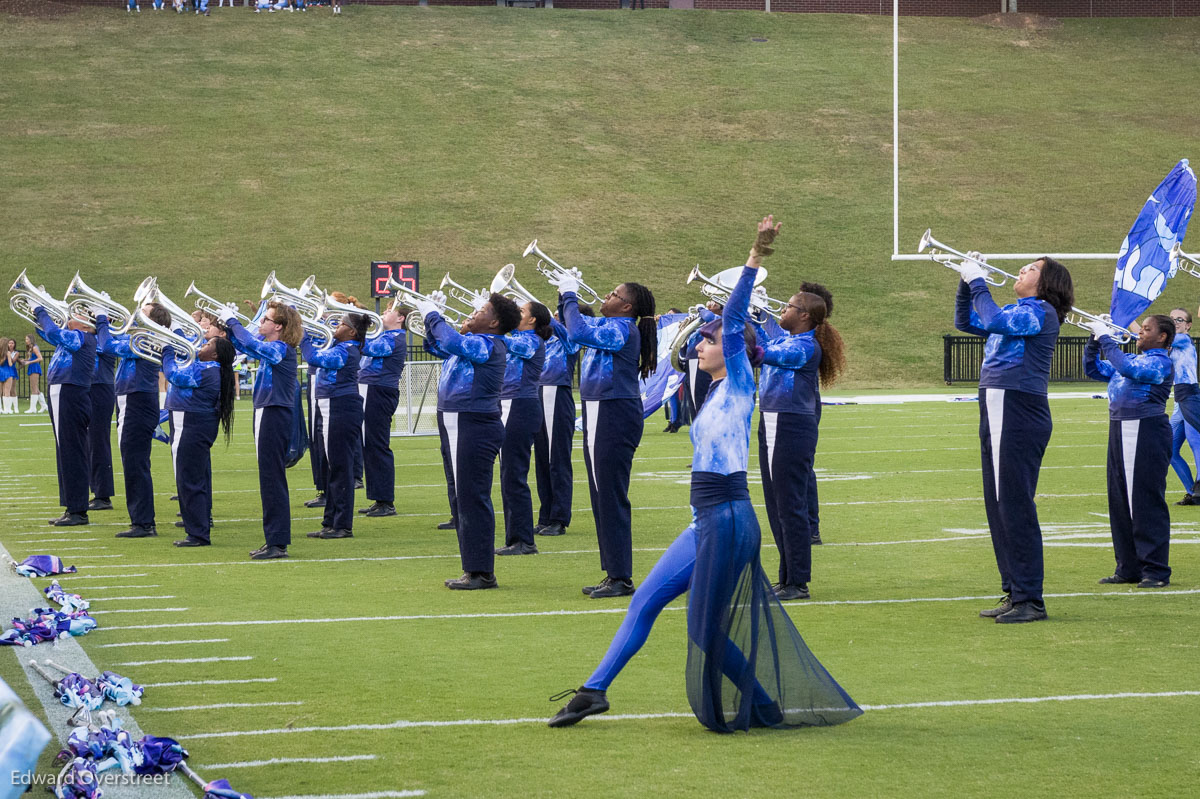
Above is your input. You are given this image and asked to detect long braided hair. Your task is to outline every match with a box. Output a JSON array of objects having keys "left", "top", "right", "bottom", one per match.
[
  {"left": 213, "top": 336, "right": 237, "bottom": 444},
  {"left": 622, "top": 283, "right": 657, "bottom": 380},
  {"left": 797, "top": 288, "right": 845, "bottom": 388}
]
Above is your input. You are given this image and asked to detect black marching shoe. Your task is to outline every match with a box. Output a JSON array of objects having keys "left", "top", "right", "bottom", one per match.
[
  {"left": 445, "top": 572, "right": 498, "bottom": 590},
  {"left": 169, "top": 494, "right": 179, "bottom": 501},
  {"left": 587, "top": 577, "right": 635, "bottom": 599},
  {"left": 49, "top": 512, "right": 88, "bottom": 527},
  {"left": 436, "top": 519, "right": 457, "bottom": 530},
  {"left": 173, "top": 536, "right": 210, "bottom": 547},
  {"left": 537, "top": 522, "right": 566, "bottom": 537},
  {"left": 116, "top": 524, "right": 157, "bottom": 538},
  {"left": 1098, "top": 574, "right": 1139, "bottom": 585},
  {"left": 249, "top": 544, "right": 269, "bottom": 557},
  {"left": 251, "top": 545, "right": 288, "bottom": 560},
  {"left": 354, "top": 478, "right": 364, "bottom": 489},
  {"left": 979, "top": 594, "right": 1013, "bottom": 618},
  {"left": 1175, "top": 493, "right": 1198, "bottom": 506},
  {"left": 811, "top": 532, "right": 823, "bottom": 545},
  {"left": 303, "top": 493, "right": 327, "bottom": 508},
  {"left": 495, "top": 542, "right": 538, "bottom": 556},
  {"left": 88, "top": 497, "right": 113, "bottom": 511},
  {"left": 995, "top": 599, "right": 1047, "bottom": 624},
  {"left": 1137, "top": 577, "right": 1170, "bottom": 589},
  {"left": 307, "top": 527, "right": 334, "bottom": 538},
  {"left": 774, "top": 583, "right": 809, "bottom": 601},
  {"left": 364, "top": 502, "right": 396, "bottom": 518},
  {"left": 548, "top": 687, "right": 609, "bottom": 727},
  {"left": 309, "top": 528, "right": 353, "bottom": 539}
]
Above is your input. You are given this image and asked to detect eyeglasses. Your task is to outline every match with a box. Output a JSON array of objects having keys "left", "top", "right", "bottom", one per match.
[
  {"left": 1172, "top": 317, "right": 1189, "bottom": 324},
  {"left": 606, "top": 290, "right": 632, "bottom": 305}
]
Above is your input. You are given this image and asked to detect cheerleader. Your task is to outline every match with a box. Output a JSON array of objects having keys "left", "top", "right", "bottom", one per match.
[
  {"left": 222, "top": 302, "right": 302, "bottom": 560},
  {"left": 550, "top": 217, "right": 861, "bottom": 732},
  {"left": 533, "top": 314, "right": 580, "bottom": 538},
  {"left": 953, "top": 254, "right": 1074, "bottom": 623},
  {"left": 356, "top": 308, "right": 407, "bottom": 518},
  {"left": 420, "top": 291, "right": 520, "bottom": 589},
  {"left": 548, "top": 273, "right": 657, "bottom": 599},
  {"left": 87, "top": 330, "right": 119, "bottom": 512},
  {"left": 1084, "top": 314, "right": 1175, "bottom": 588},
  {"left": 301, "top": 313, "right": 368, "bottom": 541},
  {"left": 104, "top": 303, "right": 173, "bottom": 539},
  {"left": 0, "top": 339, "right": 16, "bottom": 414},
  {"left": 21, "top": 335, "right": 46, "bottom": 414},
  {"left": 163, "top": 337, "right": 235, "bottom": 547},
  {"left": 1165, "top": 309, "right": 1200, "bottom": 505},
  {"left": 496, "top": 302, "right": 550, "bottom": 555}
]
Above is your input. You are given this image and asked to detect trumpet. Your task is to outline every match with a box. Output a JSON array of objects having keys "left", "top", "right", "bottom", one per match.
[
  {"left": 1064, "top": 308, "right": 1133, "bottom": 344},
  {"left": 522, "top": 239, "right": 603, "bottom": 305},
  {"left": 261, "top": 272, "right": 324, "bottom": 320},
  {"left": 64, "top": 273, "right": 133, "bottom": 331},
  {"left": 126, "top": 307, "right": 199, "bottom": 366},
  {"left": 918, "top": 229, "right": 1016, "bottom": 287},
  {"left": 384, "top": 276, "right": 467, "bottom": 324},
  {"left": 686, "top": 264, "right": 783, "bottom": 320},
  {"left": 9, "top": 270, "right": 70, "bottom": 328},
  {"left": 133, "top": 277, "right": 204, "bottom": 344},
  {"left": 438, "top": 273, "right": 489, "bottom": 313},
  {"left": 490, "top": 263, "right": 543, "bottom": 306},
  {"left": 668, "top": 305, "right": 705, "bottom": 373},
  {"left": 1171, "top": 243, "right": 1200, "bottom": 280},
  {"left": 186, "top": 281, "right": 250, "bottom": 326},
  {"left": 322, "top": 293, "right": 383, "bottom": 342}
]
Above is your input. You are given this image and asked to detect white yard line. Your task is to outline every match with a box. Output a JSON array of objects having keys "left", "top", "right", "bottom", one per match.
[
  {"left": 94, "top": 638, "right": 229, "bottom": 648},
  {"left": 117, "top": 655, "right": 252, "bottom": 667},
  {"left": 263, "top": 793, "right": 425, "bottom": 799},
  {"left": 145, "top": 677, "right": 277, "bottom": 688},
  {"left": 88, "top": 595, "right": 174, "bottom": 602},
  {"left": 145, "top": 701, "right": 304, "bottom": 713},
  {"left": 89, "top": 607, "right": 189, "bottom": 614},
  {"left": 205, "top": 754, "right": 374, "bottom": 769}
]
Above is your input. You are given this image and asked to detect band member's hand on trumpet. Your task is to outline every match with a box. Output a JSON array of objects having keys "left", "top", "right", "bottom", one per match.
[
  {"left": 952, "top": 251, "right": 990, "bottom": 284},
  {"left": 414, "top": 290, "right": 446, "bottom": 321},
  {"left": 545, "top": 267, "right": 583, "bottom": 296}
]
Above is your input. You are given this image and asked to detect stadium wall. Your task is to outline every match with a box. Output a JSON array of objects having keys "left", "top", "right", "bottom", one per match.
[{"left": 52, "top": 0, "right": 1200, "bottom": 14}]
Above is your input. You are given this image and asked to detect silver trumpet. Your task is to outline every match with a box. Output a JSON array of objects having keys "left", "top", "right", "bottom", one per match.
[
  {"left": 1064, "top": 308, "right": 1133, "bottom": 344},
  {"left": 133, "top": 277, "right": 204, "bottom": 344},
  {"left": 1171, "top": 243, "right": 1200, "bottom": 280},
  {"left": 126, "top": 307, "right": 199, "bottom": 366},
  {"left": 9, "top": 270, "right": 70, "bottom": 327},
  {"left": 918, "top": 229, "right": 1016, "bottom": 287},
  {"left": 64, "top": 273, "right": 133, "bottom": 331},
  {"left": 522, "top": 239, "right": 603, "bottom": 305},
  {"left": 668, "top": 305, "right": 705, "bottom": 373},
  {"left": 686, "top": 264, "right": 782, "bottom": 320},
  {"left": 186, "top": 281, "right": 250, "bottom": 325},
  {"left": 438, "top": 273, "right": 490, "bottom": 313},
  {"left": 261, "top": 271, "right": 324, "bottom": 320},
  {"left": 323, "top": 293, "right": 384, "bottom": 343},
  {"left": 490, "top": 263, "right": 543, "bottom": 306},
  {"left": 385, "top": 275, "right": 467, "bottom": 324}
]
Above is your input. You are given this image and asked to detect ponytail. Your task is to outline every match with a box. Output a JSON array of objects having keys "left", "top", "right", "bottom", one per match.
[
  {"left": 213, "top": 337, "right": 237, "bottom": 444},
  {"left": 529, "top": 302, "right": 553, "bottom": 341},
  {"left": 624, "top": 283, "right": 658, "bottom": 380},
  {"left": 797, "top": 290, "right": 845, "bottom": 389}
]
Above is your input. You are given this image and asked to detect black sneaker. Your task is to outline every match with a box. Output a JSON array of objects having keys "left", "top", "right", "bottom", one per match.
[
  {"left": 173, "top": 536, "right": 210, "bottom": 547},
  {"left": 249, "top": 544, "right": 269, "bottom": 557},
  {"left": 548, "top": 687, "right": 609, "bottom": 727},
  {"left": 495, "top": 542, "right": 538, "bottom": 556},
  {"left": 582, "top": 577, "right": 610, "bottom": 596},
  {"left": 1098, "top": 574, "right": 1139, "bottom": 585},
  {"left": 49, "top": 513, "right": 89, "bottom": 527},
  {"left": 1137, "top": 578, "right": 1170, "bottom": 589},
  {"left": 1175, "top": 494, "right": 1198, "bottom": 506},
  {"left": 537, "top": 523, "right": 566, "bottom": 537},
  {"left": 534, "top": 523, "right": 548, "bottom": 535},
  {"left": 310, "top": 528, "right": 353, "bottom": 539},
  {"left": 303, "top": 493, "right": 327, "bottom": 508},
  {"left": 307, "top": 527, "right": 334, "bottom": 538},
  {"left": 588, "top": 578, "right": 634, "bottom": 599},
  {"left": 364, "top": 503, "right": 396, "bottom": 518},
  {"left": 979, "top": 594, "right": 1013, "bottom": 617},
  {"left": 88, "top": 498, "right": 113, "bottom": 511},
  {"left": 774, "top": 583, "right": 809, "bottom": 601},
  {"left": 995, "top": 599, "right": 1047, "bottom": 624},
  {"left": 116, "top": 525, "right": 157, "bottom": 538},
  {"left": 446, "top": 572, "right": 497, "bottom": 590},
  {"left": 436, "top": 519, "right": 456, "bottom": 530},
  {"left": 251, "top": 545, "right": 288, "bottom": 560}
]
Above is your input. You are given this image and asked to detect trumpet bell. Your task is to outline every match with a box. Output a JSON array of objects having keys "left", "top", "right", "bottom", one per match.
[
  {"left": 9, "top": 270, "right": 70, "bottom": 328},
  {"left": 126, "top": 307, "right": 198, "bottom": 367},
  {"left": 490, "top": 264, "right": 542, "bottom": 306},
  {"left": 65, "top": 273, "right": 133, "bottom": 331},
  {"left": 918, "top": 228, "right": 934, "bottom": 253},
  {"left": 523, "top": 239, "right": 540, "bottom": 259}
]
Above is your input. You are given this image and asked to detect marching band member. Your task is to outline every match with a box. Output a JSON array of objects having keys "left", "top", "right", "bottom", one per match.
[
  {"left": 953, "top": 254, "right": 1074, "bottom": 623},
  {"left": 550, "top": 217, "right": 861, "bottom": 732},
  {"left": 21, "top": 334, "right": 46, "bottom": 414},
  {"left": 37, "top": 304, "right": 103, "bottom": 527},
  {"left": 356, "top": 308, "right": 407, "bottom": 518},
  {"left": 756, "top": 282, "right": 844, "bottom": 601},
  {"left": 421, "top": 290, "right": 520, "bottom": 589},
  {"left": 496, "top": 302, "right": 550, "bottom": 556},
  {"left": 301, "top": 312, "right": 368, "bottom": 541},
  {"left": 551, "top": 273, "right": 657, "bottom": 599},
  {"left": 86, "top": 329, "right": 118, "bottom": 512},
  {"left": 163, "top": 336, "right": 236, "bottom": 547},
  {"left": 304, "top": 357, "right": 328, "bottom": 509},
  {"left": 223, "top": 301, "right": 303, "bottom": 560},
  {"left": 106, "top": 303, "right": 173, "bottom": 539},
  {"left": 1084, "top": 313, "right": 1174, "bottom": 589},
  {"left": 534, "top": 312, "right": 581, "bottom": 539},
  {"left": 1166, "top": 309, "right": 1200, "bottom": 505}
]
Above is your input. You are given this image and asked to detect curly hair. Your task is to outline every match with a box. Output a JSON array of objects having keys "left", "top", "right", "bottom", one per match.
[
  {"left": 798, "top": 291, "right": 845, "bottom": 388},
  {"left": 489, "top": 293, "right": 521, "bottom": 335}
]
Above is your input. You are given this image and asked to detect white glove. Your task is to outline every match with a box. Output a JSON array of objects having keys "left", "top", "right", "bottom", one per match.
[
  {"left": 955, "top": 253, "right": 988, "bottom": 284},
  {"left": 85, "top": 303, "right": 105, "bottom": 321},
  {"left": 470, "top": 289, "right": 490, "bottom": 311},
  {"left": 220, "top": 304, "right": 240, "bottom": 326},
  {"left": 427, "top": 290, "right": 448, "bottom": 309},
  {"left": 548, "top": 270, "right": 580, "bottom": 295},
  {"left": 415, "top": 298, "right": 439, "bottom": 319},
  {"left": 1085, "top": 320, "right": 1112, "bottom": 339}
]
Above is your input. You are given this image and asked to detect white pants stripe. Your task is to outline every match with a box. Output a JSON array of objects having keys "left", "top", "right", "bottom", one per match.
[
  {"left": 762, "top": 411, "right": 778, "bottom": 480},
  {"left": 1121, "top": 418, "right": 1140, "bottom": 513},
  {"left": 444, "top": 411, "right": 460, "bottom": 489},
  {"left": 584, "top": 400, "right": 600, "bottom": 491},
  {"left": 358, "top": 384, "right": 368, "bottom": 441},
  {"left": 116, "top": 395, "right": 128, "bottom": 445},
  {"left": 48, "top": 384, "right": 63, "bottom": 444},
  {"left": 318, "top": 398, "right": 331, "bottom": 463},
  {"left": 253, "top": 406, "right": 263, "bottom": 454},
  {"left": 541, "top": 385, "right": 557, "bottom": 464},
  {"left": 985, "top": 388, "right": 1006, "bottom": 497},
  {"left": 501, "top": 398, "right": 512, "bottom": 429},
  {"left": 171, "top": 410, "right": 186, "bottom": 476}
]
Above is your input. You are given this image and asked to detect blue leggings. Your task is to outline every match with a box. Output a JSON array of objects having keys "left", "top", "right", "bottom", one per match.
[
  {"left": 1170, "top": 405, "right": 1200, "bottom": 492},
  {"left": 583, "top": 523, "right": 770, "bottom": 706}
]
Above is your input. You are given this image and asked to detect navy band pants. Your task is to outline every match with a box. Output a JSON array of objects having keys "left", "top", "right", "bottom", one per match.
[
  {"left": 758, "top": 411, "right": 817, "bottom": 586},
  {"left": 48, "top": 383, "right": 93, "bottom": 514},
  {"left": 361, "top": 384, "right": 399, "bottom": 504},
  {"left": 535, "top": 384, "right": 575, "bottom": 528},
  {"left": 582, "top": 398, "right": 644, "bottom": 581},
  {"left": 116, "top": 391, "right": 158, "bottom": 527},
  {"left": 979, "top": 388, "right": 1052, "bottom": 603},
  {"left": 501, "top": 397, "right": 541, "bottom": 547},
  {"left": 255, "top": 405, "right": 293, "bottom": 547},
  {"left": 317, "top": 393, "right": 363, "bottom": 532},
  {"left": 1106, "top": 415, "right": 1172, "bottom": 583},
  {"left": 172, "top": 410, "right": 217, "bottom": 541},
  {"left": 439, "top": 410, "right": 503, "bottom": 573},
  {"left": 437, "top": 410, "right": 459, "bottom": 525},
  {"left": 89, "top": 382, "right": 116, "bottom": 499}
]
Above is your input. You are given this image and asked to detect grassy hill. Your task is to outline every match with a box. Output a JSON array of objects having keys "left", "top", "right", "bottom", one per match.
[{"left": 1, "top": 8, "right": 1197, "bottom": 385}]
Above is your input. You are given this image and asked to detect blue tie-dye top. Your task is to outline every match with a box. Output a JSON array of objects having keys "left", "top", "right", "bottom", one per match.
[
  {"left": 501, "top": 329, "right": 545, "bottom": 400},
  {"left": 954, "top": 279, "right": 1060, "bottom": 395},
  {"left": 162, "top": 354, "right": 221, "bottom": 413},
  {"left": 690, "top": 265, "right": 757, "bottom": 475},
  {"left": 423, "top": 312, "right": 507, "bottom": 414},
  {"left": 301, "top": 337, "right": 361, "bottom": 400},
  {"left": 228, "top": 320, "right": 297, "bottom": 408},
  {"left": 759, "top": 329, "right": 821, "bottom": 415},
  {"left": 36, "top": 307, "right": 99, "bottom": 388},
  {"left": 1084, "top": 337, "right": 1173, "bottom": 420},
  {"left": 559, "top": 293, "right": 641, "bottom": 401},
  {"left": 1171, "top": 332, "right": 1198, "bottom": 386},
  {"left": 100, "top": 333, "right": 160, "bottom": 395},
  {"left": 358, "top": 329, "right": 407, "bottom": 388},
  {"left": 538, "top": 321, "right": 580, "bottom": 387}
]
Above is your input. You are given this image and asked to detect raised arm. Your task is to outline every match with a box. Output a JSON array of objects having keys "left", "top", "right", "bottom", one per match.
[
  {"left": 362, "top": 333, "right": 398, "bottom": 358},
  {"left": 966, "top": 281, "right": 1045, "bottom": 336},
  {"left": 228, "top": 319, "right": 287, "bottom": 365},
  {"left": 1083, "top": 337, "right": 1115, "bottom": 382},
  {"left": 1099, "top": 338, "right": 1172, "bottom": 384},
  {"left": 35, "top": 308, "right": 83, "bottom": 352},
  {"left": 954, "top": 280, "right": 990, "bottom": 337},
  {"left": 425, "top": 314, "right": 492, "bottom": 364},
  {"left": 161, "top": 348, "right": 202, "bottom": 387},
  {"left": 549, "top": 320, "right": 580, "bottom": 355},
  {"left": 300, "top": 337, "right": 349, "bottom": 370},
  {"left": 505, "top": 331, "right": 539, "bottom": 361},
  {"left": 560, "top": 296, "right": 631, "bottom": 352}
]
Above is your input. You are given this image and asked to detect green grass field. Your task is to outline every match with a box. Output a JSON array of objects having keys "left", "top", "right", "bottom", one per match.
[
  {"left": 2, "top": 8, "right": 1200, "bottom": 384},
  {"left": 0, "top": 393, "right": 1198, "bottom": 797}
]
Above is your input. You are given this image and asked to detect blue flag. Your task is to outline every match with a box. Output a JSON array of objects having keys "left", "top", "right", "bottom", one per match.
[
  {"left": 639, "top": 313, "right": 689, "bottom": 418},
  {"left": 1110, "top": 159, "right": 1196, "bottom": 327}
]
